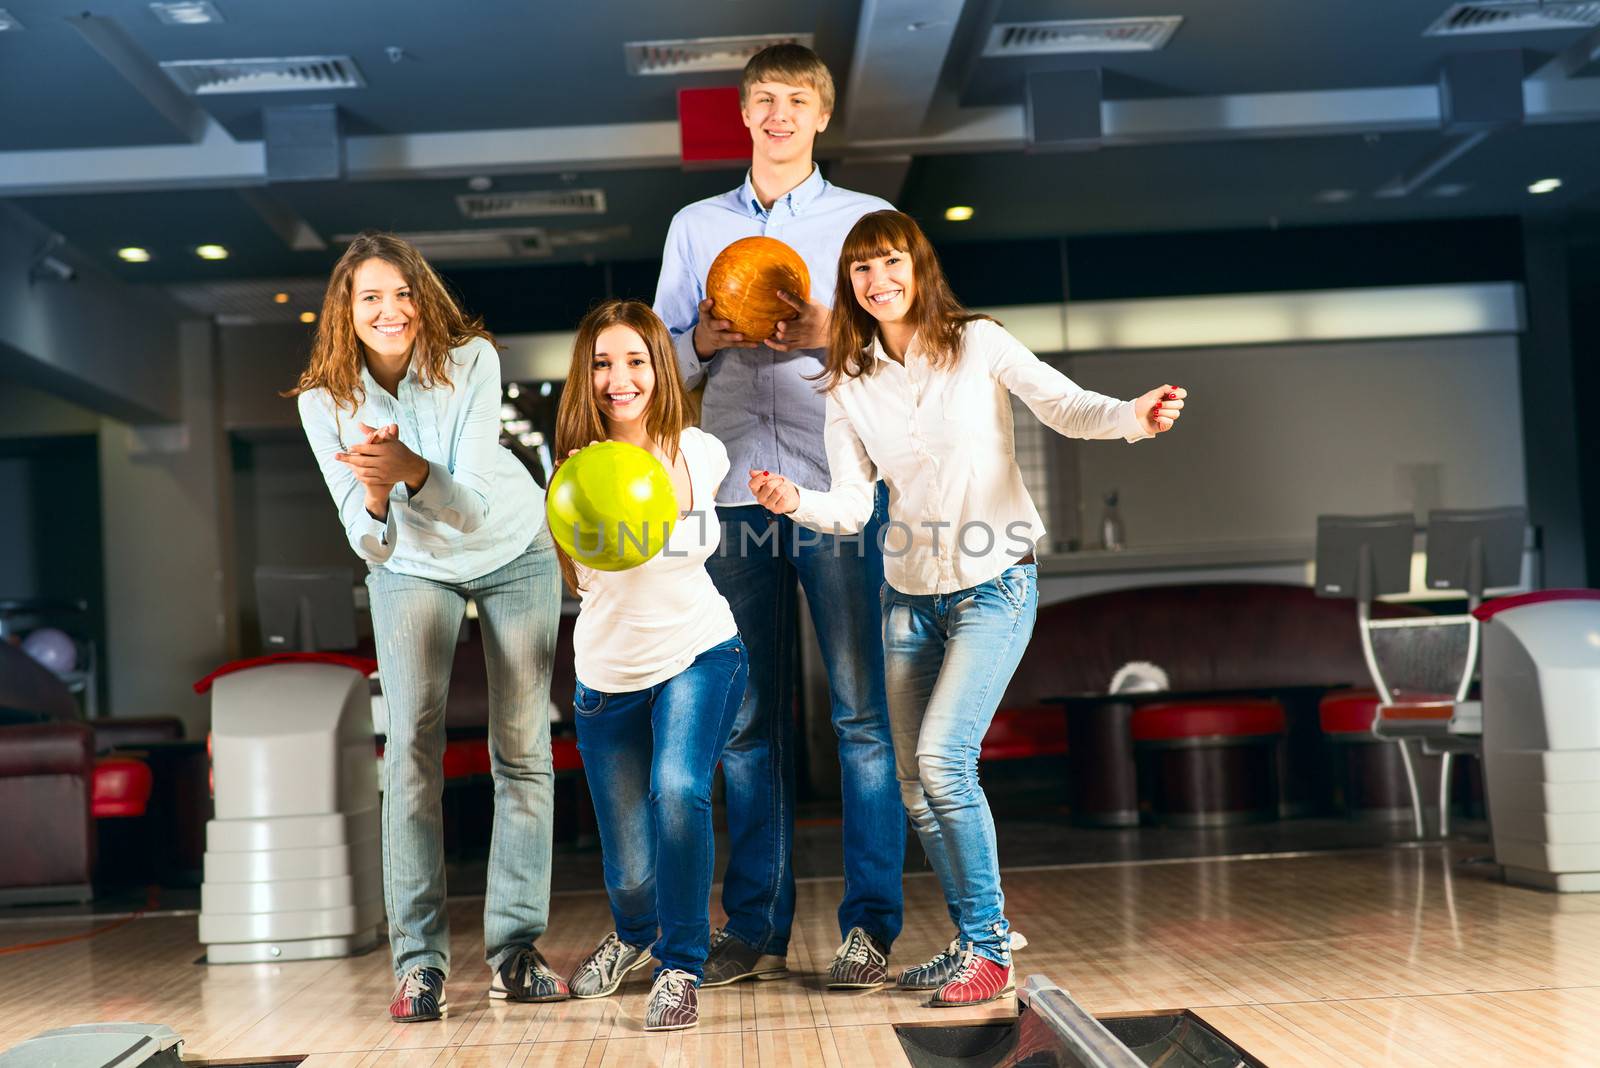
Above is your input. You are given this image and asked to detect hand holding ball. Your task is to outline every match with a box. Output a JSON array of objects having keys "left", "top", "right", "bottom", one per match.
[
  {"left": 546, "top": 442, "right": 677, "bottom": 571},
  {"left": 705, "top": 237, "right": 810, "bottom": 344}
]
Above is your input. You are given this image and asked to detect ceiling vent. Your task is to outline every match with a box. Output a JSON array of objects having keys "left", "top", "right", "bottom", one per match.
[
  {"left": 1424, "top": 2, "right": 1600, "bottom": 35},
  {"left": 982, "top": 17, "right": 1182, "bottom": 57},
  {"left": 161, "top": 55, "right": 365, "bottom": 95},
  {"left": 456, "top": 189, "right": 608, "bottom": 220},
  {"left": 625, "top": 33, "right": 815, "bottom": 75}
]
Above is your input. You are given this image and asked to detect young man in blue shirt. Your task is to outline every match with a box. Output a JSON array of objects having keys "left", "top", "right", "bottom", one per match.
[{"left": 653, "top": 44, "right": 904, "bottom": 990}]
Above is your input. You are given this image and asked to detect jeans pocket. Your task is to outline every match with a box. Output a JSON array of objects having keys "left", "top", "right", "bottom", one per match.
[
  {"left": 573, "top": 681, "right": 607, "bottom": 717},
  {"left": 993, "top": 567, "right": 1031, "bottom": 613}
]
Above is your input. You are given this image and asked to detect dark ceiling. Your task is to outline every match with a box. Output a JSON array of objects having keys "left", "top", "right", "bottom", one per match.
[{"left": 2, "top": 0, "right": 1598, "bottom": 311}]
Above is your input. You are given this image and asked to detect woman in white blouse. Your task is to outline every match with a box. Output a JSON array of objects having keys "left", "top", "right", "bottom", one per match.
[
  {"left": 555, "top": 300, "right": 747, "bottom": 1033},
  {"left": 293, "top": 232, "right": 567, "bottom": 1023},
  {"left": 749, "top": 210, "right": 1186, "bottom": 1008}
]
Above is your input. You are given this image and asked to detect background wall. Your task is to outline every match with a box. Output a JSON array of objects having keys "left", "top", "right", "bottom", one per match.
[{"left": 1060, "top": 334, "right": 1527, "bottom": 551}]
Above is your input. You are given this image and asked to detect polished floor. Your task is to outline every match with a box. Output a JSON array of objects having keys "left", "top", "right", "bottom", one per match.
[{"left": 3, "top": 840, "right": 1598, "bottom": 1066}]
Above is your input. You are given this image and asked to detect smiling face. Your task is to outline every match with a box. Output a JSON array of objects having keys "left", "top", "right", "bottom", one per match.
[
  {"left": 741, "top": 78, "right": 830, "bottom": 166},
  {"left": 850, "top": 248, "right": 917, "bottom": 326},
  {"left": 590, "top": 323, "right": 656, "bottom": 433},
  {"left": 350, "top": 257, "right": 417, "bottom": 363}
]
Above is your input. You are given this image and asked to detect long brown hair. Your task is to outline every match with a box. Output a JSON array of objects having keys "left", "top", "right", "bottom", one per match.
[
  {"left": 285, "top": 231, "right": 493, "bottom": 411},
  {"left": 553, "top": 300, "right": 689, "bottom": 594},
  {"left": 819, "top": 210, "right": 990, "bottom": 391}
]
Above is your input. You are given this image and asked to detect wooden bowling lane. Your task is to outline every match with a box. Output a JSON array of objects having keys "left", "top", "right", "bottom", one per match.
[{"left": 3, "top": 844, "right": 1599, "bottom": 1065}]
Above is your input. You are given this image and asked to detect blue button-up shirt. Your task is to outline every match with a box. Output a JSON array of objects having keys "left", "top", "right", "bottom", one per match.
[
  {"left": 298, "top": 337, "right": 544, "bottom": 582},
  {"left": 654, "top": 166, "right": 892, "bottom": 505}
]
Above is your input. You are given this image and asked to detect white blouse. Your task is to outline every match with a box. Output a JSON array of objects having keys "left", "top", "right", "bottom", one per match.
[
  {"left": 789, "top": 318, "right": 1149, "bottom": 595},
  {"left": 572, "top": 427, "right": 739, "bottom": 693}
]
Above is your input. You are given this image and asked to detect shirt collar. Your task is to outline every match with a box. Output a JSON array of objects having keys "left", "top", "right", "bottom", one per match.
[
  {"left": 741, "top": 164, "right": 827, "bottom": 219},
  {"left": 360, "top": 355, "right": 418, "bottom": 397},
  {"left": 868, "top": 331, "right": 919, "bottom": 366}
]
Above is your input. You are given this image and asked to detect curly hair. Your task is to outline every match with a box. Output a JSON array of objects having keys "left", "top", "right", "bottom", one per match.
[{"left": 285, "top": 231, "right": 492, "bottom": 411}]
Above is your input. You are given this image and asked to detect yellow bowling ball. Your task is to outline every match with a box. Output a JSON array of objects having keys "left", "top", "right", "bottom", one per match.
[{"left": 546, "top": 441, "right": 676, "bottom": 571}]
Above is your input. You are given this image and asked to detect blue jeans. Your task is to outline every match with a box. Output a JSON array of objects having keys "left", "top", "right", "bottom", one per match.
[
  {"left": 574, "top": 637, "right": 748, "bottom": 980},
  {"left": 366, "top": 527, "right": 562, "bottom": 979},
  {"left": 706, "top": 484, "right": 903, "bottom": 955},
  {"left": 882, "top": 563, "right": 1038, "bottom": 966}
]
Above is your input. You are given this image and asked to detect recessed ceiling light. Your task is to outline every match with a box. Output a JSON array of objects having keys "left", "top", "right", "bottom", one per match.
[
  {"left": 539, "top": 382, "right": 553, "bottom": 397},
  {"left": 505, "top": 382, "right": 521, "bottom": 399},
  {"left": 150, "top": 2, "right": 223, "bottom": 25},
  {"left": 1429, "top": 183, "right": 1471, "bottom": 198},
  {"left": 299, "top": 311, "right": 316, "bottom": 323},
  {"left": 1312, "top": 189, "right": 1354, "bottom": 204},
  {"left": 272, "top": 291, "right": 289, "bottom": 303},
  {"left": 467, "top": 176, "right": 493, "bottom": 192},
  {"left": 117, "top": 247, "right": 151, "bottom": 263},
  {"left": 944, "top": 205, "right": 975, "bottom": 222},
  {"left": 195, "top": 244, "right": 229, "bottom": 260},
  {"left": 0, "top": 9, "right": 23, "bottom": 31},
  {"left": 1528, "top": 177, "right": 1563, "bottom": 195}
]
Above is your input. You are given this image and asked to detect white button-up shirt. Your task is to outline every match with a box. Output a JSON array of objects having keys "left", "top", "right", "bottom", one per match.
[
  {"left": 789, "top": 319, "right": 1149, "bottom": 595},
  {"left": 298, "top": 337, "right": 544, "bottom": 583}
]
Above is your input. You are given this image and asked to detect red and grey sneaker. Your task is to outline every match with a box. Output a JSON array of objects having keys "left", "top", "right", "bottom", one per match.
[
  {"left": 929, "top": 950, "right": 1015, "bottom": 1008},
  {"left": 490, "top": 945, "right": 570, "bottom": 1003},
  {"left": 390, "top": 965, "right": 448, "bottom": 1022}
]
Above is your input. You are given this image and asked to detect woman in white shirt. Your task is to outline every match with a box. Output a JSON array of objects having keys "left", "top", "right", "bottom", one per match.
[
  {"left": 555, "top": 300, "right": 747, "bottom": 1033},
  {"left": 750, "top": 210, "right": 1186, "bottom": 1008},
  {"left": 293, "top": 232, "right": 567, "bottom": 1023}
]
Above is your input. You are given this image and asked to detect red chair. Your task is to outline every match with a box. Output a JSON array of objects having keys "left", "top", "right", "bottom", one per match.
[{"left": 1131, "top": 699, "right": 1286, "bottom": 826}]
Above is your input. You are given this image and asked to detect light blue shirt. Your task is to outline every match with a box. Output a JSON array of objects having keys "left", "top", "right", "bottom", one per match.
[
  {"left": 654, "top": 166, "right": 892, "bottom": 505},
  {"left": 298, "top": 336, "right": 544, "bottom": 583}
]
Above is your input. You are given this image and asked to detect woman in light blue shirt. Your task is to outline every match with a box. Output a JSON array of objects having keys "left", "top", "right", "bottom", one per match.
[{"left": 292, "top": 231, "right": 567, "bottom": 1023}]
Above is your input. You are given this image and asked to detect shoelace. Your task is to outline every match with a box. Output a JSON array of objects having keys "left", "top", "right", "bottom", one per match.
[
  {"left": 835, "top": 931, "right": 873, "bottom": 966},
  {"left": 400, "top": 967, "right": 433, "bottom": 1001},
  {"left": 948, "top": 949, "right": 982, "bottom": 986},
  {"left": 919, "top": 940, "right": 960, "bottom": 972},
  {"left": 512, "top": 949, "right": 547, "bottom": 993},
  {"left": 654, "top": 969, "right": 693, "bottom": 1000},
  {"left": 590, "top": 933, "right": 626, "bottom": 975}
]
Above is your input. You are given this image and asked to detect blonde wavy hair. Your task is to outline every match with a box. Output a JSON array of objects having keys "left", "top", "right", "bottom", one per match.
[{"left": 286, "top": 231, "right": 493, "bottom": 411}]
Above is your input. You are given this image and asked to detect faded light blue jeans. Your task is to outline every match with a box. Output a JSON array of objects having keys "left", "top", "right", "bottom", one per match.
[
  {"left": 574, "top": 636, "right": 748, "bottom": 981},
  {"left": 366, "top": 526, "right": 561, "bottom": 979},
  {"left": 881, "top": 563, "right": 1038, "bottom": 966}
]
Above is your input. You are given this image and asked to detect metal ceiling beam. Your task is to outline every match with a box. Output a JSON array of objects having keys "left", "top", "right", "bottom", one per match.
[
  {"left": 5, "top": 76, "right": 1600, "bottom": 197},
  {"left": 834, "top": 0, "right": 969, "bottom": 202},
  {"left": 67, "top": 13, "right": 228, "bottom": 145},
  {"left": 842, "top": 1, "right": 968, "bottom": 140},
  {"left": 1373, "top": 130, "right": 1492, "bottom": 199},
  {"left": 235, "top": 189, "right": 326, "bottom": 251}
]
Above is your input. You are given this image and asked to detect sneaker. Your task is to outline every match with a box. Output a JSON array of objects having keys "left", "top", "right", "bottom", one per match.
[
  {"left": 644, "top": 968, "right": 699, "bottom": 1032},
  {"left": 929, "top": 950, "right": 1015, "bottom": 1008},
  {"left": 390, "top": 965, "right": 447, "bottom": 1022},
  {"left": 827, "top": 926, "right": 889, "bottom": 990},
  {"left": 699, "top": 927, "right": 789, "bottom": 987},
  {"left": 489, "top": 945, "right": 570, "bottom": 1003},
  {"left": 898, "top": 939, "right": 964, "bottom": 991},
  {"left": 901, "top": 932, "right": 1026, "bottom": 991},
  {"left": 569, "top": 931, "right": 653, "bottom": 999}
]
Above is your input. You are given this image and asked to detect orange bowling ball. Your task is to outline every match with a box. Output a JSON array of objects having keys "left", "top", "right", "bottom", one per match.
[{"left": 705, "top": 236, "right": 810, "bottom": 343}]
